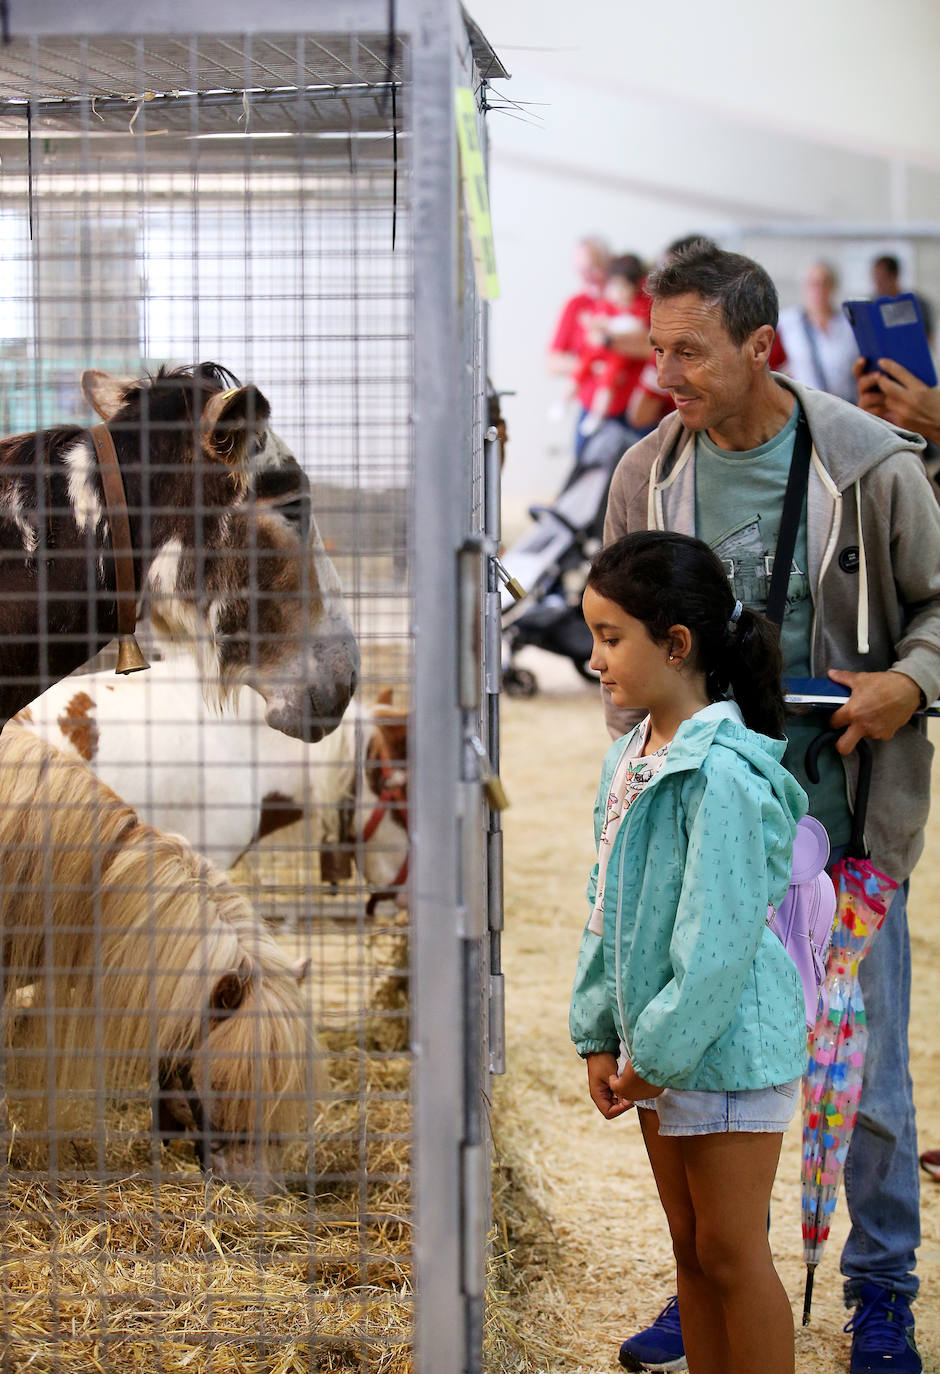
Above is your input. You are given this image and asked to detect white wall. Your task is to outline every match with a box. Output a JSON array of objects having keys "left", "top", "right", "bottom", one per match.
[{"left": 466, "top": 0, "right": 940, "bottom": 506}]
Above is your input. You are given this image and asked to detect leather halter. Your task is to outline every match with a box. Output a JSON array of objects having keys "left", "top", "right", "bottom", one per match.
[
  {"left": 88, "top": 423, "right": 140, "bottom": 644},
  {"left": 359, "top": 759, "right": 409, "bottom": 914}
]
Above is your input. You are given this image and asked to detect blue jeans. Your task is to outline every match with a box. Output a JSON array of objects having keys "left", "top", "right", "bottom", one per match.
[{"left": 841, "top": 877, "right": 920, "bottom": 1303}]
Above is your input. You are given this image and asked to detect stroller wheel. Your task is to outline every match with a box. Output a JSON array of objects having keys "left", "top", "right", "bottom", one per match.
[
  {"left": 573, "top": 658, "right": 600, "bottom": 684},
  {"left": 503, "top": 666, "right": 538, "bottom": 698}
]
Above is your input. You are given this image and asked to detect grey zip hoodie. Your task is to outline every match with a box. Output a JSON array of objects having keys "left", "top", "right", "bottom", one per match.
[{"left": 603, "top": 374, "right": 940, "bottom": 881}]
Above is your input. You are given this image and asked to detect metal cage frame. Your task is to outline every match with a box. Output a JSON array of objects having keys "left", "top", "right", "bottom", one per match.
[{"left": 0, "top": 2, "right": 506, "bottom": 1370}]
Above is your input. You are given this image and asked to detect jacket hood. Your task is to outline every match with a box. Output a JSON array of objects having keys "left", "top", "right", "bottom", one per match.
[
  {"left": 772, "top": 374, "right": 925, "bottom": 489},
  {"left": 650, "top": 701, "right": 803, "bottom": 820}
]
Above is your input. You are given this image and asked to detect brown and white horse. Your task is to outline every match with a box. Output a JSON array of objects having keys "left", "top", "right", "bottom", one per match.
[
  {"left": 0, "top": 722, "right": 318, "bottom": 1183},
  {"left": 0, "top": 363, "right": 358, "bottom": 741}
]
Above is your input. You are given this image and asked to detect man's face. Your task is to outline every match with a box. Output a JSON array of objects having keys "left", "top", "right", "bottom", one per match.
[
  {"left": 574, "top": 241, "right": 609, "bottom": 290},
  {"left": 804, "top": 264, "right": 836, "bottom": 314},
  {"left": 872, "top": 262, "right": 899, "bottom": 297},
  {"left": 649, "top": 292, "right": 759, "bottom": 434}
]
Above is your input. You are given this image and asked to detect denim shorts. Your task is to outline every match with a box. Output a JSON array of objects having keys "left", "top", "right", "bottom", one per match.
[{"left": 634, "top": 1077, "right": 801, "bottom": 1137}]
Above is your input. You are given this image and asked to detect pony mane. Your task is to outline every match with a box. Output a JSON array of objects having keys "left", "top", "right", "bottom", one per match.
[
  {"left": 0, "top": 723, "right": 312, "bottom": 1151},
  {"left": 111, "top": 362, "right": 244, "bottom": 427}
]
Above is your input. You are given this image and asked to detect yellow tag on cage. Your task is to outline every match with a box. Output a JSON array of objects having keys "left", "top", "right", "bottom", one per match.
[{"left": 454, "top": 86, "right": 500, "bottom": 301}]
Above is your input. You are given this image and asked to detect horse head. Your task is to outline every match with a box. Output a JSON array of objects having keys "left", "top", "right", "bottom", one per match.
[
  {"left": 82, "top": 365, "right": 359, "bottom": 742},
  {"left": 152, "top": 885, "right": 317, "bottom": 1186}
]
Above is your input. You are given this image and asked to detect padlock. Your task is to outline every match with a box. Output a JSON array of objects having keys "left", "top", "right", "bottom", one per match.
[
  {"left": 469, "top": 733, "right": 509, "bottom": 811},
  {"left": 492, "top": 555, "right": 525, "bottom": 603},
  {"left": 482, "top": 773, "right": 510, "bottom": 812}
]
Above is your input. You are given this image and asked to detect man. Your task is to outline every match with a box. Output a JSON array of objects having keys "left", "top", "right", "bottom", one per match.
[
  {"left": 777, "top": 260, "right": 858, "bottom": 402},
  {"left": 871, "top": 253, "right": 934, "bottom": 347},
  {"left": 602, "top": 244, "right": 940, "bottom": 1374}
]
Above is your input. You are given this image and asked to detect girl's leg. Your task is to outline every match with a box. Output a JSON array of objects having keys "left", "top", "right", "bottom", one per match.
[
  {"left": 637, "top": 1108, "right": 731, "bottom": 1374},
  {"left": 682, "top": 1130, "right": 793, "bottom": 1374}
]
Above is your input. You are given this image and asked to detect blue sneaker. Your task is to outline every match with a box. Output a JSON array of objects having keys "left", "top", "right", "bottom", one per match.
[
  {"left": 844, "top": 1282, "right": 922, "bottom": 1373},
  {"left": 618, "top": 1295, "right": 687, "bottom": 1372}
]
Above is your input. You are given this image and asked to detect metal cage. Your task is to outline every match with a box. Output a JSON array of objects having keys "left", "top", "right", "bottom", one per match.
[{"left": 0, "top": 3, "right": 506, "bottom": 1370}]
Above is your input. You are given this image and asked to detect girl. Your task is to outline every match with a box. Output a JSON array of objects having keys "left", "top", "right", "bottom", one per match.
[{"left": 570, "top": 530, "right": 807, "bottom": 1374}]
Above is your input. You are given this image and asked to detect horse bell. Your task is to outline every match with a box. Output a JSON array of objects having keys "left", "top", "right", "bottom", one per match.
[{"left": 116, "top": 634, "right": 150, "bottom": 675}]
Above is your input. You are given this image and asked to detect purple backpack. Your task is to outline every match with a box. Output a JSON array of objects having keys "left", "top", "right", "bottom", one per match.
[{"left": 767, "top": 815, "right": 837, "bottom": 1029}]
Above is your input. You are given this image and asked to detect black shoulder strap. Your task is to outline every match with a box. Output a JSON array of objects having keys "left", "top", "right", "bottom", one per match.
[{"left": 765, "top": 411, "right": 812, "bottom": 627}]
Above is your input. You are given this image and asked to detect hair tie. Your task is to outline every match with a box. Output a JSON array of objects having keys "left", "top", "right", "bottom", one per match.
[{"left": 729, "top": 599, "right": 743, "bottom": 628}]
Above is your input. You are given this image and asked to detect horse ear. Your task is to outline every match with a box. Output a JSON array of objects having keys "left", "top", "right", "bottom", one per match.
[
  {"left": 372, "top": 688, "right": 408, "bottom": 728},
  {"left": 209, "top": 957, "right": 253, "bottom": 1019},
  {"left": 201, "top": 385, "right": 271, "bottom": 477},
  {"left": 291, "top": 957, "right": 311, "bottom": 984},
  {"left": 82, "top": 368, "right": 136, "bottom": 420}
]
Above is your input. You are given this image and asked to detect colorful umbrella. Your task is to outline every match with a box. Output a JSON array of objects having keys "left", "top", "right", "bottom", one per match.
[{"left": 799, "top": 732, "right": 898, "bottom": 1325}]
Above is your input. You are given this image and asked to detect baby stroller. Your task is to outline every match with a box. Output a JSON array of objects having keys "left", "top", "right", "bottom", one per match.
[{"left": 500, "top": 420, "right": 637, "bottom": 697}]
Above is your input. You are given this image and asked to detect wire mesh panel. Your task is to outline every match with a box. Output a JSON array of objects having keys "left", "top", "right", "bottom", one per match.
[{"left": 0, "top": 3, "right": 501, "bottom": 1370}]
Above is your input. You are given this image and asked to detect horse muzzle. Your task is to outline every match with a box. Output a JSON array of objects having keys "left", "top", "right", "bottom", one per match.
[{"left": 263, "top": 642, "right": 359, "bottom": 742}]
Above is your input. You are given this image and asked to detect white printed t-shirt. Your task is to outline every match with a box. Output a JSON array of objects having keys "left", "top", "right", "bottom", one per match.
[{"left": 588, "top": 717, "right": 669, "bottom": 936}]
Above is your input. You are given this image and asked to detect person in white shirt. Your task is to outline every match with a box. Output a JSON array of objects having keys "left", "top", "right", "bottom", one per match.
[{"left": 778, "top": 261, "right": 858, "bottom": 403}]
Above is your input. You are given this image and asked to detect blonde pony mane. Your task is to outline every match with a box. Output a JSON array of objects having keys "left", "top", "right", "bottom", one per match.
[{"left": 0, "top": 722, "right": 313, "bottom": 1156}]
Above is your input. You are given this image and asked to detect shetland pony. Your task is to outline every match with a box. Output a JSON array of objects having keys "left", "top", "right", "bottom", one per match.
[
  {"left": 0, "top": 363, "right": 359, "bottom": 740},
  {"left": 12, "top": 662, "right": 409, "bottom": 907},
  {"left": 0, "top": 723, "right": 318, "bottom": 1182}
]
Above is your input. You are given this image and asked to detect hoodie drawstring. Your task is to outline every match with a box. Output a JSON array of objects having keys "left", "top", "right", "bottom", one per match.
[
  {"left": 854, "top": 479, "right": 870, "bottom": 655},
  {"left": 648, "top": 432, "right": 694, "bottom": 529}
]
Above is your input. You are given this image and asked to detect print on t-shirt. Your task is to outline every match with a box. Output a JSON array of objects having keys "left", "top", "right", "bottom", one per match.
[{"left": 711, "top": 514, "right": 809, "bottom": 619}]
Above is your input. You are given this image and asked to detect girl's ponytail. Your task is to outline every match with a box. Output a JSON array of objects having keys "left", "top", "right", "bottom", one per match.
[{"left": 720, "top": 606, "right": 785, "bottom": 738}]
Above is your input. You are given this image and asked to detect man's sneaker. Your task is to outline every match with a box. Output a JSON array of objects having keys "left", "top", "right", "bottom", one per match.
[
  {"left": 844, "top": 1282, "right": 922, "bottom": 1374},
  {"left": 618, "top": 1295, "right": 687, "bottom": 1372}
]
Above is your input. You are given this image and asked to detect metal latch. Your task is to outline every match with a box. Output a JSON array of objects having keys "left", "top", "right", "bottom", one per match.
[
  {"left": 491, "top": 555, "right": 525, "bottom": 603},
  {"left": 469, "top": 733, "right": 509, "bottom": 811}
]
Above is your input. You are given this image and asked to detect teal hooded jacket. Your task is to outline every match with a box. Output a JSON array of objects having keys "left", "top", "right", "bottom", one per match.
[{"left": 570, "top": 701, "right": 809, "bottom": 1091}]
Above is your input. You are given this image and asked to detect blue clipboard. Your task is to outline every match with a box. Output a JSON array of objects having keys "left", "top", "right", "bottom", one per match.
[
  {"left": 842, "top": 293, "right": 937, "bottom": 387},
  {"left": 784, "top": 676, "right": 940, "bottom": 717}
]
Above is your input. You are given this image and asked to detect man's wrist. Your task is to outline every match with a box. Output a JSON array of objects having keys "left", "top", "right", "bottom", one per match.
[{"left": 891, "top": 668, "right": 926, "bottom": 710}]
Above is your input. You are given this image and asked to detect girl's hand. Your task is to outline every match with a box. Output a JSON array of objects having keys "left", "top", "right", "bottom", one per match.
[
  {"left": 585, "top": 1053, "right": 634, "bottom": 1119},
  {"left": 609, "top": 1063, "right": 664, "bottom": 1103}
]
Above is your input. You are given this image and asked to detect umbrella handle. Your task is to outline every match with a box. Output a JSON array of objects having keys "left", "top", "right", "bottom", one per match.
[
  {"left": 804, "top": 730, "right": 872, "bottom": 859},
  {"left": 802, "top": 1264, "right": 816, "bottom": 1325}
]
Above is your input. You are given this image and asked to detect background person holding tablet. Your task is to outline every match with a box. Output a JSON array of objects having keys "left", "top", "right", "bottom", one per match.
[{"left": 855, "top": 356, "right": 940, "bottom": 447}]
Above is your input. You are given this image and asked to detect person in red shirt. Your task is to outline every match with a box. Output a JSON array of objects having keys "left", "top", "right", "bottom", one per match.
[
  {"left": 547, "top": 236, "right": 612, "bottom": 386},
  {"left": 572, "top": 254, "right": 652, "bottom": 439}
]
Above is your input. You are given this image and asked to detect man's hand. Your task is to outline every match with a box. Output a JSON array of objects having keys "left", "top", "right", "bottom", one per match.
[
  {"left": 585, "top": 1052, "right": 635, "bottom": 1119},
  {"left": 827, "top": 668, "right": 923, "bottom": 754},
  {"left": 854, "top": 356, "right": 940, "bottom": 444}
]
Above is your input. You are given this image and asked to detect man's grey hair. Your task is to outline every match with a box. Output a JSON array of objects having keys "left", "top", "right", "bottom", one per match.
[{"left": 647, "top": 243, "right": 779, "bottom": 345}]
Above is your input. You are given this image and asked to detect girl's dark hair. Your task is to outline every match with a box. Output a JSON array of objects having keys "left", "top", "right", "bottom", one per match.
[{"left": 587, "top": 531, "right": 785, "bottom": 738}]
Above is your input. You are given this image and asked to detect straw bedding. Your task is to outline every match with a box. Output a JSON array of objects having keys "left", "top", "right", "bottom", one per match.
[{"left": 0, "top": 903, "right": 415, "bottom": 1373}]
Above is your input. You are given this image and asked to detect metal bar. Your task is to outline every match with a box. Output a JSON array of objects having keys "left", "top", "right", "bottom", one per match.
[
  {"left": 11, "top": 0, "right": 398, "bottom": 37},
  {"left": 409, "top": 1, "right": 467, "bottom": 1370},
  {"left": 0, "top": 83, "right": 404, "bottom": 117}
]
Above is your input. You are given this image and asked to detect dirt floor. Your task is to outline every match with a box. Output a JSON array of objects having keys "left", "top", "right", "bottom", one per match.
[{"left": 491, "top": 649, "right": 940, "bottom": 1374}]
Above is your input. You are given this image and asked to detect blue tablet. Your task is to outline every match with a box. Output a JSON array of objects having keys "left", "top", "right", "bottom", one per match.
[{"left": 843, "top": 293, "right": 938, "bottom": 387}]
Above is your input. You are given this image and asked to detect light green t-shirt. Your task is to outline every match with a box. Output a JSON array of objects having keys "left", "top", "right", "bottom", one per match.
[{"left": 694, "top": 407, "right": 852, "bottom": 849}]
